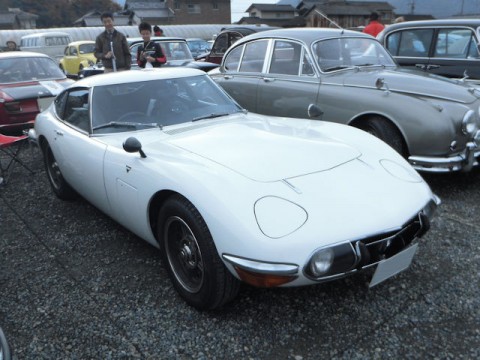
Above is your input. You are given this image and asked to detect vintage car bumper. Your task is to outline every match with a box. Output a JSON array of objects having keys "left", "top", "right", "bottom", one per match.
[
  {"left": 222, "top": 197, "right": 439, "bottom": 288},
  {"left": 408, "top": 141, "right": 480, "bottom": 173}
]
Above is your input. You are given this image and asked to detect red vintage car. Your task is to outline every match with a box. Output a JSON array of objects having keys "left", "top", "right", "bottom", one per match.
[{"left": 0, "top": 51, "right": 73, "bottom": 134}]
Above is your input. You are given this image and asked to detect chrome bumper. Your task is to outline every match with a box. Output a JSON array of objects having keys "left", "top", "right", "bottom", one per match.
[{"left": 408, "top": 142, "right": 480, "bottom": 173}]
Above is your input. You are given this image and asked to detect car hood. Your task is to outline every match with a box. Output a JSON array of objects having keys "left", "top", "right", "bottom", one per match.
[
  {"left": 162, "top": 116, "right": 361, "bottom": 182},
  {"left": 338, "top": 67, "right": 479, "bottom": 103},
  {"left": 1, "top": 79, "right": 69, "bottom": 100}
]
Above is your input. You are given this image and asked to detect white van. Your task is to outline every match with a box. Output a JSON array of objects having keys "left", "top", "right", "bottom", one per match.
[{"left": 19, "top": 32, "right": 72, "bottom": 62}]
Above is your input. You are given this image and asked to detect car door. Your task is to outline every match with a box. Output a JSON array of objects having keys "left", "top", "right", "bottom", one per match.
[
  {"left": 213, "top": 40, "right": 270, "bottom": 112},
  {"left": 256, "top": 39, "right": 320, "bottom": 118},
  {"left": 50, "top": 88, "right": 110, "bottom": 214},
  {"left": 63, "top": 45, "right": 79, "bottom": 75},
  {"left": 385, "top": 28, "right": 434, "bottom": 71},
  {"left": 429, "top": 27, "right": 480, "bottom": 81}
]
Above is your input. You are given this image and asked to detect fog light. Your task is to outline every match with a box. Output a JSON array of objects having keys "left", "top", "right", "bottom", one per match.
[{"left": 310, "top": 248, "right": 334, "bottom": 276}]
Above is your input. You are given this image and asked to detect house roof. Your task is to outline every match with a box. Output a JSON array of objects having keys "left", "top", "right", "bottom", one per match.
[
  {"left": 245, "top": 4, "right": 296, "bottom": 13},
  {"left": 303, "top": 1, "right": 394, "bottom": 17},
  {"left": 237, "top": 15, "right": 305, "bottom": 28}
]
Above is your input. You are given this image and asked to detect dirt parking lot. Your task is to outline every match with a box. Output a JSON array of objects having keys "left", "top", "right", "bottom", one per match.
[{"left": 1, "top": 146, "right": 479, "bottom": 359}]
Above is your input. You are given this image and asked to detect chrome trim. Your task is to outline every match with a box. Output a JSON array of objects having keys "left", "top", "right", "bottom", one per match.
[
  {"left": 222, "top": 254, "right": 299, "bottom": 275},
  {"left": 408, "top": 144, "right": 480, "bottom": 172}
]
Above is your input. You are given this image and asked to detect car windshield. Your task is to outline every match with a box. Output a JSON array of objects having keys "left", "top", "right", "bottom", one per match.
[
  {"left": 312, "top": 37, "right": 396, "bottom": 72},
  {"left": 79, "top": 43, "right": 95, "bottom": 54},
  {"left": 0, "top": 57, "right": 66, "bottom": 83},
  {"left": 91, "top": 74, "right": 243, "bottom": 134}
]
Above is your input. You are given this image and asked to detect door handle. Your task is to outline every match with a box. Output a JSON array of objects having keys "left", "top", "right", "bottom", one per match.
[
  {"left": 54, "top": 130, "right": 64, "bottom": 136},
  {"left": 262, "top": 77, "right": 275, "bottom": 82}
]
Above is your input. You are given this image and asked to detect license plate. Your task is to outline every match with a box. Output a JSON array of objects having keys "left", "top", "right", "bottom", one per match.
[
  {"left": 369, "top": 243, "right": 418, "bottom": 287},
  {"left": 37, "top": 97, "right": 54, "bottom": 112}
]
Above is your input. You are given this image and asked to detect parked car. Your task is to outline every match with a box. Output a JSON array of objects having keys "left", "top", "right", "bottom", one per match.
[
  {"left": 0, "top": 51, "right": 74, "bottom": 133},
  {"left": 0, "top": 326, "right": 12, "bottom": 360},
  {"left": 30, "top": 67, "right": 439, "bottom": 310},
  {"left": 59, "top": 40, "right": 97, "bottom": 78},
  {"left": 79, "top": 37, "right": 218, "bottom": 77},
  {"left": 186, "top": 38, "right": 212, "bottom": 59},
  {"left": 377, "top": 19, "right": 480, "bottom": 84},
  {"left": 209, "top": 27, "right": 480, "bottom": 173},
  {"left": 197, "top": 25, "right": 278, "bottom": 64},
  {"left": 19, "top": 31, "right": 72, "bottom": 63}
]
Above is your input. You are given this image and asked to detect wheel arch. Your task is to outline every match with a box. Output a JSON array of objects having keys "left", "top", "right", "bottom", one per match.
[
  {"left": 349, "top": 113, "right": 410, "bottom": 157},
  {"left": 148, "top": 189, "right": 180, "bottom": 244}
]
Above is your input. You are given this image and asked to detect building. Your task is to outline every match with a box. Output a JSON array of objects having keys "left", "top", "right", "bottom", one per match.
[{"left": 0, "top": 7, "right": 38, "bottom": 30}]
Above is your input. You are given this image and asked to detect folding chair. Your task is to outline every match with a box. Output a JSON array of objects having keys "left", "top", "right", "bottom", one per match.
[{"left": 0, "top": 133, "right": 34, "bottom": 185}]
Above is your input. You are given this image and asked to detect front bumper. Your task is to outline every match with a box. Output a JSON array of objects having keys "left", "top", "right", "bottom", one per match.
[{"left": 408, "top": 141, "right": 480, "bottom": 173}]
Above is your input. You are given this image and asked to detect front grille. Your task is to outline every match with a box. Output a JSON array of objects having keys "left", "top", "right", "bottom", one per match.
[{"left": 352, "top": 212, "right": 429, "bottom": 268}]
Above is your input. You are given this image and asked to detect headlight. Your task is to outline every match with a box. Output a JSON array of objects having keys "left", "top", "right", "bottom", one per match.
[
  {"left": 462, "top": 110, "right": 478, "bottom": 135},
  {"left": 305, "top": 243, "right": 357, "bottom": 279}
]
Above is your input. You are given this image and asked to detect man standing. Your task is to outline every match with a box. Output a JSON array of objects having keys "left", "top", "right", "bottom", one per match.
[
  {"left": 94, "top": 12, "right": 131, "bottom": 72},
  {"left": 363, "top": 12, "right": 385, "bottom": 37}
]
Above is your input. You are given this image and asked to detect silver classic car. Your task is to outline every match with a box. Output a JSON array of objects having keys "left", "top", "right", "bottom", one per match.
[{"left": 209, "top": 28, "right": 480, "bottom": 173}]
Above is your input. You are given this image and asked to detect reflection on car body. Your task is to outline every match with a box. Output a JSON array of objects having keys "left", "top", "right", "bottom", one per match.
[
  {"left": 209, "top": 27, "right": 480, "bottom": 173},
  {"left": 377, "top": 19, "right": 480, "bottom": 83},
  {"left": 30, "top": 68, "right": 439, "bottom": 310}
]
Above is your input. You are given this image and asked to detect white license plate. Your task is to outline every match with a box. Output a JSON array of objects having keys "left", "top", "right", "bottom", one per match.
[
  {"left": 37, "top": 97, "right": 54, "bottom": 112},
  {"left": 369, "top": 243, "right": 418, "bottom": 287}
]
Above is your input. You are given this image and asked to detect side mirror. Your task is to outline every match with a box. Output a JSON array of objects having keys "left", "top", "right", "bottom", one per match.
[
  {"left": 123, "top": 137, "right": 146, "bottom": 158},
  {"left": 308, "top": 104, "right": 324, "bottom": 119},
  {"left": 0, "top": 326, "right": 12, "bottom": 360}
]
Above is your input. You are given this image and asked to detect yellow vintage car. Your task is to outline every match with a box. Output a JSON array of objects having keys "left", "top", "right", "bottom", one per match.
[{"left": 59, "top": 41, "right": 96, "bottom": 78}]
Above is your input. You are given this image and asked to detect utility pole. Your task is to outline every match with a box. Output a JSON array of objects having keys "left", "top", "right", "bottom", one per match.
[{"left": 410, "top": 0, "right": 415, "bottom": 15}]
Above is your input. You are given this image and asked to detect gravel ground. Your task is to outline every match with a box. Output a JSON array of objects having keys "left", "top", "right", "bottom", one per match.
[{"left": 1, "top": 146, "right": 479, "bottom": 359}]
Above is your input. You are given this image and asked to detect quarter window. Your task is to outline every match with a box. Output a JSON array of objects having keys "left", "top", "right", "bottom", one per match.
[
  {"left": 63, "top": 89, "right": 90, "bottom": 132},
  {"left": 434, "top": 29, "right": 479, "bottom": 59},
  {"left": 224, "top": 45, "right": 243, "bottom": 72}
]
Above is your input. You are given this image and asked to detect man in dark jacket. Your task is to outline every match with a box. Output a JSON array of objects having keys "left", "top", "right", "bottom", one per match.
[{"left": 94, "top": 12, "right": 131, "bottom": 72}]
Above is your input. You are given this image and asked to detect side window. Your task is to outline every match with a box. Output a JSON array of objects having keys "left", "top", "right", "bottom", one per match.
[
  {"left": 269, "top": 40, "right": 302, "bottom": 75},
  {"left": 386, "top": 32, "right": 401, "bottom": 56},
  {"left": 63, "top": 89, "right": 90, "bottom": 132},
  {"left": 70, "top": 46, "right": 77, "bottom": 56},
  {"left": 434, "top": 29, "right": 479, "bottom": 59},
  {"left": 224, "top": 45, "right": 243, "bottom": 72},
  {"left": 238, "top": 40, "right": 268, "bottom": 73},
  {"left": 397, "top": 29, "right": 433, "bottom": 57},
  {"left": 54, "top": 91, "right": 68, "bottom": 117}
]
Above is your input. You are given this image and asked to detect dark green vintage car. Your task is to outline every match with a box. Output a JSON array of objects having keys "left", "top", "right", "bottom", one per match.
[
  {"left": 209, "top": 27, "right": 480, "bottom": 173},
  {"left": 377, "top": 19, "right": 480, "bottom": 84}
]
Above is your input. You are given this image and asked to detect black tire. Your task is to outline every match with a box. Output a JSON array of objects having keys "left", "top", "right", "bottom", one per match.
[
  {"left": 42, "top": 142, "right": 77, "bottom": 200},
  {"left": 77, "top": 64, "right": 84, "bottom": 78},
  {"left": 157, "top": 194, "right": 240, "bottom": 310},
  {"left": 358, "top": 116, "right": 405, "bottom": 156}
]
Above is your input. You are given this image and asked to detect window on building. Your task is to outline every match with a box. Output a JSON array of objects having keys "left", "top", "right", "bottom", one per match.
[
  {"left": 187, "top": 4, "right": 201, "bottom": 14},
  {"left": 212, "top": 1, "right": 218, "bottom": 10},
  {"left": 174, "top": 1, "right": 181, "bottom": 10}
]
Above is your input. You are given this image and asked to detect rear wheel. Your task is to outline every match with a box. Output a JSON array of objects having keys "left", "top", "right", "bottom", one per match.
[
  {"left": 42, "top": 142, "right": 77, "bottom": 200},
  {"left": 157, "top": 194, "right": 240, "bottom": 310},
  {"left": 77, "top": 64, "right": 84, "bottom": 78},
  {"left": 358, "top": 116, "right": 405, "bottom": 156}
]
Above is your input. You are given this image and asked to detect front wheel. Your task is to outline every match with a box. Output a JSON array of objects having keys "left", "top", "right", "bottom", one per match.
[
  {"left": 157, "top": 194, "right": 240, "bottom": 310},
  {"left": 358, "top": 116, "right": 405, "bottom": 156},
  {"left": 42, "top": 142, "right": 77, "bottom": 200}
]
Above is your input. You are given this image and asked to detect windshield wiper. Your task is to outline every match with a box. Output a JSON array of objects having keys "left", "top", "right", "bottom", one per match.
[
  {"left": 322, "top": 65, "right": 352, "bottom": 72},
  {"left": 92, "top": 121, "right": 159, "bottom": 131},
  {"left": 192, "top": 113, "right": 230, "bottom": 122}
]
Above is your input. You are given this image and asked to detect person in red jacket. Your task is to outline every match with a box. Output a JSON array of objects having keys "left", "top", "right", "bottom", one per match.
[
  {"left": 137, "top": 22, "right": 166, "bottom": 68},
  {"left": 363, "top": 12, "right": 385, "bottom": 37}
]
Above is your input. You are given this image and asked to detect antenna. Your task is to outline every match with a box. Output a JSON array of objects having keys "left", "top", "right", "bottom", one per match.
[{"left": 314, "top": 10, "right": 342, "bottom": 29}]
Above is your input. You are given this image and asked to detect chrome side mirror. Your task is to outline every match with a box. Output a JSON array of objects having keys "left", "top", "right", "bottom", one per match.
[{"left": 308, "top": 104, "right": 324, "bottom": 119}]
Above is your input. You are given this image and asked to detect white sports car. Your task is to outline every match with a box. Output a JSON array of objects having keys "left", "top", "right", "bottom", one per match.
[{"left": 31, "top": 68, "right": 439, "bottom": 310}]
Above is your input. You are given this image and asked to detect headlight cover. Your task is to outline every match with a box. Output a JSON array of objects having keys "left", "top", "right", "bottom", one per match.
[
  {"left": 380, "top": 159, "right": 424, "bottom": 183},
  {"left": 254, "top": 196, "right": 307, "bottom": 238},
  {"left": 304, "top": 243, "right": 357, "bottom": 279}
]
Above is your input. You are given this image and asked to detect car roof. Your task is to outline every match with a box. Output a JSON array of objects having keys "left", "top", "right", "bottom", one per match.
[
  {"left": 236, "top": 27, "right": 371, "bottom": 45},
  {"left": 0, "top": 51, "right": 51, "bottom": 59},
  {"left": 127, "top": 36, "right": 186, "bottom": 44},
  {"left": 74, "top": 67, "right": 205, "bottom": 87},
  {"left": 218, "top": 25, "right": 279, "bottom": 35},
  {"left": 381, "top": 18, "right": 480, "bottom": 34},
  {"left": 67, "top": 40, "right": 95, "bottom": 46}
]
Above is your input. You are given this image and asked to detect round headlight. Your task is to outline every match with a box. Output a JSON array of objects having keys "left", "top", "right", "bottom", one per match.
[
  {"left": 310, "top": 248, "right": 334, "bottom": 277},
  {"left": 462, "top": 110, "right": 478, "bottom": 135}
]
